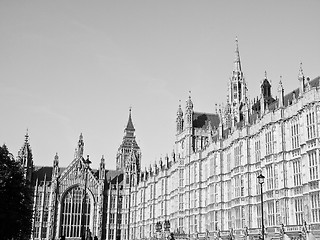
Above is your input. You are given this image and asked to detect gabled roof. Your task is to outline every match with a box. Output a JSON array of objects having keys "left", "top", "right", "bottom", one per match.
[
  {"left": 106, "top": 170, "right": 123, "bottom": 184},
  {"left": 31, "top": 166, "right": 67, "bottom": 185},
  {"left": 193, "top": 112, "right": 220, "bottom": 130},
  {"left": 32, "top": 165, "right": 124, "bottom": 186}
]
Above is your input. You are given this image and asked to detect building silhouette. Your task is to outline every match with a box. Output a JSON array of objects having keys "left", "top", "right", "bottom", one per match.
[{"left": 21, "top": 40, "right": 320, "bottom": 240}]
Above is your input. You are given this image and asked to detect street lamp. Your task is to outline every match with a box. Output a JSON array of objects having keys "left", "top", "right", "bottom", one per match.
[
  {"left": 257, "top": 173, "right": 265, "bottom": 240},
  {"left": 81, "top": 155, "right": 92, "bottom": 240}
]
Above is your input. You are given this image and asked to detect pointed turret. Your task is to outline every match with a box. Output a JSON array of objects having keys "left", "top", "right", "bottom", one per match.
[
  {"left": 228, "top": 38, "right": 247, "bottom": 125},
  {"left": 185, "top": 92, "right": 193, "bottom": 127},
  {"left": 278, "top": 76, "right": 284, "bottom": 108},
  {"left": 234, "top": 37, "right": 242, "bottom": 73},
  {"left": 17, "top": 130, "right": 33, "bottom": 183},
  {"left": 52, "top": 153, "right": 59, "bottom": 178},
  {"left": 176, "top": 101, "right": 184, "bottom": 133},
  {"left": 76, "top": 133, "right": 84, "bottom": 158},
  {"left": 261, "top": 71, "right": 271, "bottom": 98},
  {"left": 99, "top": 155, "right": 106, "bottom": 180},
  {"left": 298, "top": 62, "right": 305, "bottom": 94}
]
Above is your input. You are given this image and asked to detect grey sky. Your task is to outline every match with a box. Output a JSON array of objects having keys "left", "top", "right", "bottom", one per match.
[{"left": 1, "top": 1, "right": 319, "bottom": 169}]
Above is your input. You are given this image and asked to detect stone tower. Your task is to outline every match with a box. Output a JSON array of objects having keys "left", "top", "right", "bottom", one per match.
[
  {"left": 227, "top": 38, "right": 248, "bottom": 125},
  {"left": 116, "top": 108, "right": 140, "bottom": 171},
  {"left": 17, "top": 131, "right": 33, "bottom": 183}
]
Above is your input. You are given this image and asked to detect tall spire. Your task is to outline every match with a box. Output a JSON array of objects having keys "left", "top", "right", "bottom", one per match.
[
  {"left": 116, "top": 108, "right": 140, "bottom": 171},
  {"left": 234, "top": 37, "right": 242, "bottom": 72},
  {"left": 125, "top": 107, "right": 135, "bottom": 132}
]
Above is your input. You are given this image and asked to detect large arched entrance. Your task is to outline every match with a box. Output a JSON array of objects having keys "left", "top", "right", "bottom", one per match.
[{"left": 60, "top": 186, "right": 91, "bottom": 238}]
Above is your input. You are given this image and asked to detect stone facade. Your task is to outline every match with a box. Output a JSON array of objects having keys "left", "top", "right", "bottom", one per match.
[{"left": 20, "top": 40, "right": 320, "bottom": 240}]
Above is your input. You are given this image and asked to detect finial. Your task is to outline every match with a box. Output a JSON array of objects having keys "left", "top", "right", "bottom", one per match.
[
  {"left": 25, "top": 129, "right": 29, "bottom": 142},
  {"left": 129, "top": 106, "right": 132, "bottom": 113},
  {"left": 264, "top": 71, "right": 267, "bottom": 79},
  {"left": 278, "top": 76, "right": 284, "bottom": 91},
  {"left": 235, "top": 36, "right": 239, "bottom": 50},
  {"left": 79, "top": 133, "right": 83, "bottom": 141},
  {"left": 299, "top": 62, "right": 304, "bottom": 77}
]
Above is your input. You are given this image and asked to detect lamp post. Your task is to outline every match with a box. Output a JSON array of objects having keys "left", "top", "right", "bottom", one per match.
[
  {"left": 81, "top": 155, "right": 91, "bottom": 240},
  {"left": 257, "top": 173, "right": 265, "bottom": 240}
]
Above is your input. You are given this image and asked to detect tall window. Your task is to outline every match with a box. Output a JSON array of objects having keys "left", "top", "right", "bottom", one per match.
[
  {"left": 179, "top": 169, "right": 184, "bottom": 187},
  {"left": 194, "top": 163, "right": 197, "bottom": 183},
  {"left": 227, "top": 181, "right": 232, "bottom": 201},
  {"left": 307, "top": 110, "right": 316, "bottom": 140},
  {"left": 291, "top": 121, "right": 300, "bottom": 149},
  {"left": 293, "top": 160, "right": 302, "bottom": 186},
  {"left": 294, "top": 197, "right": 303, "bottom": 225},
  {"left": 150, "top": 185, "right": 153, "bottom": 199},
  {"left": 267, "top": 201, "right": 275, "bottom": 226},
  {"left": 255, "top": 140, "right": 261, "bottom": 162},
  {"left": 161, "top": 179, "right": 165, "bottom": 195},
  {"left": 210, "top": 157, "right": 214, "bottom": 175},
  {"left": 214, "top": 184, "right": 218, "bottom": 203},
  {"left": 235, "top": 207, "right": 241, "bottom": 228},
  {"left": 309, "top": 151, "right": 319, "bottom": 181},
  {"left": 266, "top": 165, "right": 274, "bottom": 190},
  {"left": 179, "top": 194, "right": 183, "bottom": 211},
  {"left": 265, "top": 130, "right": 274, "bottom": 155},
  {"left": 110, "top": 213, "right": 115, "bottom": 224},
  {"left": 275, "top": 200, "right": 281, "bottom": 225},
  {"left": 149, "top": 205, "right": 152, "bottom": 218},
  {"left": 311, "top": 192, "right": 320, "bottom": 223},
  {"left": 256, "top": 205, "right": 261, "bottom": 228},
  {"left": 228, "top": 210, "right": 232, "bottom": 229},
  {"left": 234, "top": 175, "right": 241, "bottom": 198},
  {"left": 178, "top": 217, "right": 183, "bottom": 232},
  {"left": 235, "top": 145, "right": 241, "bottom": 167},
  {"left": 210, "top": 184, "right": 214, "bottom": 203},
  {"left": 213, "top": 155, "right": 217, "bottom": 175},
  {"left": 204, "top": 162, "right": 208, "bottom": 180},
  {"left": 60, "top": 187, "right": 91, "bottom": 238},
  {"left": 241, "top": 206, "right": 245, "bottom": 228},
  {"left": 111, "top": 196, "right": 116, "bottom": 209},
  {"left": 109, "top": 229, "right": 114, "bottom": 240},
  {"left": 227, "top": 152, "right": 231, "bottom": 173}
]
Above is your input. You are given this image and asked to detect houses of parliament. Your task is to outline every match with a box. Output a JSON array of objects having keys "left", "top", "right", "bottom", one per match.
[{"left": 17, "top": 40, "right": 320, "bottom": 240}]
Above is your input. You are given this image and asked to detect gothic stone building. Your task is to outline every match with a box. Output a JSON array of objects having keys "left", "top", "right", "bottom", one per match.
[{"left": 20, "top": 40, "right": 320, "bottom": 240}]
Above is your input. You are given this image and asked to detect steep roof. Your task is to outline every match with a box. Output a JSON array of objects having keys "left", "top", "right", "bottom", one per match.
[
  {"left": 193, "top": 112, "right": 220, "bottom": 130},
  {"left": 283, "top": 76, "right": 320, "bottom": 107},
  {"left": 125, "top": 109, "right": 135, "bottom": 131},
  {"left": 31, "top": 165, "right": 123, "bottom": 186}
]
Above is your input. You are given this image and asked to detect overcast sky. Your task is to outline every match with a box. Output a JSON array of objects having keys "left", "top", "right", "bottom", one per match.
[{"left": 1, "top": 1, "right": 319, "bottom": 170}]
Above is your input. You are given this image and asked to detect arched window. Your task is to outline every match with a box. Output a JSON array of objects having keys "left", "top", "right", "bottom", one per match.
[{"left": 60, "top": 186, "right": 91, "bottom": 238}]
